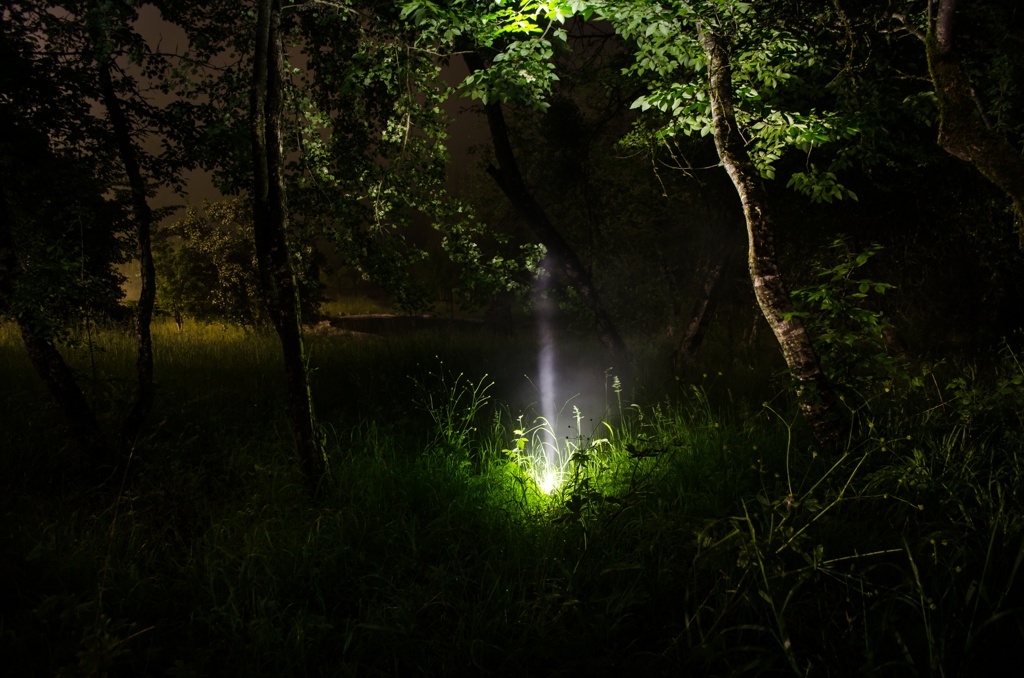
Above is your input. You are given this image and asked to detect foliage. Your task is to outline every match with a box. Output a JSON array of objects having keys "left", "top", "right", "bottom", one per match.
[
  {"left": 789, "top": 239, "right": 906, "bottom": 402},
  {"left": 401, "top": 0, "right": 575, "bottom": 108},
  {"left": 440, "top": 216, "right": 548, "bottom": 311},
  {"left": 281, "top": 1, "right": 549, "bottom": 313},
  {"left": 3, "top": 0, "right": 205, "bottom": 206},
  {"left": 4, "top": 0, "right": 1024, "bottom": 671},
  {"left": 0, "top": 4, "right": 150, "bottom": 341},
  {"left": 608, "top": 0, "right": 865, "bottom": 197},
  {"left": 2, "top": 322, "right": 1024, "bottom": 675},
  {"left": 0, "top": 125, "right": 129, "bottom": 342},
  {"left": 413, "top": 360, "right": 494, "bottom": 467},
  {"left": 154, "top": 197, "right": 323, "bottom": 325},
  {"left": 942, "top": 343, "right": 1024, "bottom": 431},
  {"left": 402, "top": 1, "right": 865, "bottom": 198}
]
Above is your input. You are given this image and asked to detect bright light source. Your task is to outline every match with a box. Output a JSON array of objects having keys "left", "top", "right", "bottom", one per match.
[{"left": 535, "top": 466, "right": 562, "bottom": 495}]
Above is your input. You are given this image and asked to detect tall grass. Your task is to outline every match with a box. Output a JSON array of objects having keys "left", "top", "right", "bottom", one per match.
[
  {"left": 1, "top": 321, "right": 1022, "bottom": 676},
  {"left": 319, "top": 295, "right": 397, "bottom": 317}
]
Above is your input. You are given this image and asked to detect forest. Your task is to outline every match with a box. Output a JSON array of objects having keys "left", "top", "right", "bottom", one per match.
[{"left": 2, "top": 0, "right": 1024, "bottom": 675}]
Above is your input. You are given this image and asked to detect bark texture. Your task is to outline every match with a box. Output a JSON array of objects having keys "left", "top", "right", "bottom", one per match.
[
  {"left": 700, "top": 28, "right": 840, "bottom": 446},
  {"left": 251, "top": 0, "right": 329, "bottom": 495},
  {"left": 464, "top": 51, "right": 630, "bottom": 374},
  {"left": 98, "top": 60, "right": 155, "bottom": 443},
  {"left": 926, "top": 0, "right": 1024, "bottom": 245},
  {"left": 0, "top": 183, "right": 101, "bottom": 452}
]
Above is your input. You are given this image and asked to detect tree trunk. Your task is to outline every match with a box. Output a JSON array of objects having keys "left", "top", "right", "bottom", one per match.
[
  {"left": 926, "top": 0, "right": 1024, "bottom": 246},
  {"left": 251, "top": 0, "right": 329, "bottom": 495},
  {"left": 700, "top": 28, "right": 841, "bottom": 446},
  {"left": 0, "top": 183, "right": 102, "bottom": 454},
  {"left": 463, "top": 51, "right": 631, "bottom": 375},
  {"left": 97, "top": 60, "right": 155, "bottom": 444},
  {"left": 673, "top": 245, "right": 730, "bottom": 375}
]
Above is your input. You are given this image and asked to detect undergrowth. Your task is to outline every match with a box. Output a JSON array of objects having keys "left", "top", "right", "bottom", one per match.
[{"left": 1, "top": 321, "right": 1022, "bottom": 676}]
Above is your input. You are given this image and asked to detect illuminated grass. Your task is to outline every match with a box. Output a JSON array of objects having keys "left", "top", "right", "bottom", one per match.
[
  {"left": 2, "top": 324, "right": 1023, "bottom": 675},
  {"left": 319, "top": 294, "right": 395, "bottom": 317}
]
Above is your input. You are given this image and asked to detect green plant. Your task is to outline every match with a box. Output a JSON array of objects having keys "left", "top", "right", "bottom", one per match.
[
  {"left": 549, "top": 407, "right": 614, "bottom": 524},
  {"left": 790, "top": 239, "right": 907, "bottom": 403},
  {"left": 943, "top": 343, "right": 1024, "bottom": 429},
  {"left": 411, "top": 359, "right": 494, "bottom": 468},
  {"left": 154, "top": 198, "right": 324, "bottom": 327},
  {"left": 5, "top": 318, "right": 1024, "bottom": 676}
]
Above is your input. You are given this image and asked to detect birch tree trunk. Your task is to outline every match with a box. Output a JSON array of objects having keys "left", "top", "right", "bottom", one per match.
[
  {"left": 700, "top": 28, "right": 841, "bottom": 446},
  {"left": 251, "top": 0, "right": 329, "bottom": 495}
]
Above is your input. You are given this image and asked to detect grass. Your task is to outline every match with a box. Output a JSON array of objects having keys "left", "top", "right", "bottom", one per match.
[
  {"left": 1, "top": 319, "right": 1023, "bottom": 676},
  {"left": 319, "top": 294, "right": 398, "bottom": 318}
]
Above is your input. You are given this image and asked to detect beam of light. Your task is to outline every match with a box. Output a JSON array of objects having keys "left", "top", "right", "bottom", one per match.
[
  {"left": 534, "top": 257, "right": 562, "bottom": 494},
  {"left": 538, "top": 309, "right": 557, "bottom": 464}
]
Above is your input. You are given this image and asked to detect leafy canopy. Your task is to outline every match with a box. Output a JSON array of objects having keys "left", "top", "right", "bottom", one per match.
[{"left": 402, "top": 0, "right": 863, "bottom": 200}]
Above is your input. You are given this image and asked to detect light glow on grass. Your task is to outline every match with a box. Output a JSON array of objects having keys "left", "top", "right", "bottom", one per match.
[
  {"left": 534, "top": 461, "right": 564, "bottom": 495},
  {"left": 505, "top": 427, "right": 568, "bottom": 498}
]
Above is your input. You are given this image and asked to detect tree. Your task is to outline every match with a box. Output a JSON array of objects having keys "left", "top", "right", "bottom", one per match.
[
  {"left": 402, "top": 3, "right": 633, "bottom": 371},
  {"left": 291, "top": 3, "right": 504, "bottom": 315},
  {"left": 917, "top": 0, "right": 1024, "bottom": 245},
  {"left": 698, "top": 22, "right": 838, "bottom": 444},
  {"left": 250, "top": 0, "right": 329, "bottom": 495},
  {"left": 0, "top": 6, "right": 132, "bottom": 458},
  {"left": 84, "top": 1, "right": 161, "bottom": 443},
  {"left": 464, "top": 51, "right": 631, "bottom": 371},
  {"left": 403, "top": 0, "right": 846, "bottom": 443},
  {"left": 1, "top": 0, "right": 208, "bottom": 455},
  {"left": 155, "top": 198, "right": 264, "bottom": 325},
  {"left": 155, "top": 196, "right": 325, "bottom": 326},
  {"left": 0, "top": 119, "right": 129, "bottom": 458},
  {"left": 673, "top": 237, "right": 737, "bottom": 375},
  {"left": 0, "top": 182, "right": 104, "bottom": 456},
  {"left": 783, "top": 0, "right": 1024, "bottom": 347},
  {"left": 152, "top": 0, "right": 478, "bottom": 491}
]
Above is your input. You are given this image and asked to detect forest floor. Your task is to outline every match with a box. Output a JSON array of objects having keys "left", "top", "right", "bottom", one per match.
[{"left": 1, "top": 319, "right": 1023, "bottom": 676}]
